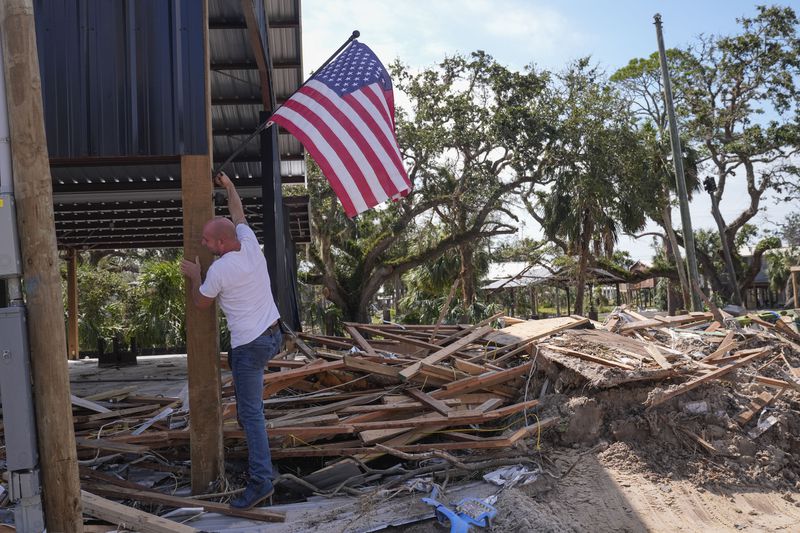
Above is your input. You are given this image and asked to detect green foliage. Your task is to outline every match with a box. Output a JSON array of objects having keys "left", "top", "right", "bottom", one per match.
[
  {"left": 536, "top": 60, "right": 657, "bottom": 252},
  {"left": 75, "top": 262, "right": 132, "bottom": 349},
  {"left": 766, "top": 248, "right": 800, "bottom": 296},
  {"left": 64, "top": 252, "right": 190, "bottom": 354},
  {"left": 492, "top": 238, "right": 554, "bottom": 263},
  {"left": 128, "top": 259, "right": 186, "bottom": 349},
  {"left": 398, "top": 292, "right": 500, "bottom": 325}
]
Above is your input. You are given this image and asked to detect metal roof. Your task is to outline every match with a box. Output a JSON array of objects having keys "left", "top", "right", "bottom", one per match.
[{"left": 35, "top": 0, "right": 308, "bottom": 249}]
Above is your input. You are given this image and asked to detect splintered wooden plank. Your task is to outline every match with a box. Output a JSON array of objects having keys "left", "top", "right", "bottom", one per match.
[
  {"left": 84, "top": 484, "right": 285, "bottom": 522},
  {"left": 342, "top": 355, "right": 402, "bottom": 379},
  {"left": 701, "top": 331, "right": 736, "bottom": 362},
  {"left": 76, "top": 437, "right": 150, "bottom": 455},
  {"left": 453, "top": 358, "right": 493, "bottom": 375},
  {"left": 264, "top": 360, "right": 343, "bottom": 384},
  {"left": 73, "top": 404, "right": 164, "bottom": 424},
  {"left": 81, "top": 490, "right": 199, "bottom": 533},
  {"left": 269, "top": 391, "right": 384, "bottom": 426},
  {"left": 353, "top": 325, "right": 444, "bottom": 351},
  {"left": 648, "top": 348, "right": 771, "bottom": 408},
  {"left": 712, "top": 347, "right": 771, "bottom": 365},
  {"left": 270, "top": 418, "right": 561, "bottom": 458},
  {"left": 748, "top": 374, "right": 800, "bottom": 393},
  {"left": 399, "top": 325, "right": 494, "bottom": 381},
  {"left": 424, "top": 312, "right": 504, "bottom": 348},
  {"left": 645, "top": 344, "right": 672, "bottom": 369},
  {"left": 782, "top": 353, "right": 800, "bottom": 379},
  {"left": 405, "top": 388, "right": 452, "bottom": 415},
  {"left": 71, "top": 395, "right": 111, "bottom": 414},
  {"left": 433, "top": 362, "right": 534, "bottom": 399},
  {"left": 262, "top": 360, "right": 345, "bottom": 397},
  {"left": 339, "top": 399, "right": 462, "bottom": 414},
  {"left": 485, "top": 316, "right": 588, "bottom": 346},
  {"left": 418, "top": 362, "right": 470, "bottom": 382},
  {"left": 619, "top": 318, "right": 665, "bottom": 331},
  {"left": 775, "top": 319, "right": 800, "bottom": 342},
  {"left": 735, "top": 390, "right": 784, "bottom": 426},
  {"left": 543, "top": 345, "right": 635, "bottom": 370},
  {"left": 480, "top": 340, "right": 535, "bottom": 365},
  {"left": 267, "top": 414, "right": 340, "bottom": 429},
  {"left": 356, "top": 399, "right": 538, "bottom": 437},
  {"left": 345, "top": 325, "right": 379, "bottom": 357}
]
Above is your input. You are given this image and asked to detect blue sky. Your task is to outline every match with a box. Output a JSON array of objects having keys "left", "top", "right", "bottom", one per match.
[{"left": 301, "top": 1, "right": 796, "bottom": 262}]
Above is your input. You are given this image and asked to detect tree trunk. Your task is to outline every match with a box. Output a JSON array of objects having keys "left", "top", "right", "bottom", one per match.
[
  {"left": 709, "top": 193, "right": 742, "bottom": 305},
  {"left": 573, "top": 211, "right": 593, "bottom": 315},
  {"left": 667, "top": 279, "right": 680, "bottom": 315},
  {"left": 458, "top": 242, "right": 476, "bottom": 315},
  {"left": 662, "top": 205, "right": 691, "bottom": 311}
]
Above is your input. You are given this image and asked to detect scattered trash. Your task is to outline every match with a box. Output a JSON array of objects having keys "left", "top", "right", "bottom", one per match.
[{"left": 483, "top": 465, "right": 541, "bottom": 488}]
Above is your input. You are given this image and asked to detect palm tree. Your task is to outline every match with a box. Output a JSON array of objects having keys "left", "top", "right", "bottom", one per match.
[{"left": 536, "top": 61, "right": 655, "bottom": 314}]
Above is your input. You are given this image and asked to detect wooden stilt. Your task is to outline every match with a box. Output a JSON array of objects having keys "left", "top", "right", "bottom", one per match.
[
  {"left": 181, "top": 0, "right": 224, "bottom": 494},
  {"left": 67, "top": 248, "right": 79, "bottom": 359},
  {"left": 0, "top": 1, "right": 83, "bottom": 529}
]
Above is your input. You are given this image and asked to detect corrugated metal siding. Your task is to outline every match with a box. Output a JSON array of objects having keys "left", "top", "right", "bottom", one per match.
[{"left": 34, "top": 0, "right": 208, "bottom": 157}]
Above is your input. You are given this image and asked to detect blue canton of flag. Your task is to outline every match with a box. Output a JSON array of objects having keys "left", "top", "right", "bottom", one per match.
[{"left": 315, "top": 42, "right": 393, "bottom": 97}]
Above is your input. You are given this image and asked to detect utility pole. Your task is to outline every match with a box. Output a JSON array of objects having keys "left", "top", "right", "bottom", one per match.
[
  {"left": 1, "top": 1, "right": 83, "bottom": 529},
  {"left": 703, "top": 176, "right": 743, "bottom": 306},
  {"left": 654, "top": 13, "right": 704, "bottom": 312}
]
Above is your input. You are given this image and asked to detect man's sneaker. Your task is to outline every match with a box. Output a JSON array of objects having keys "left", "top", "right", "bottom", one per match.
[{"left": 230, "top": 480, "right": 275, "bottom": 510}]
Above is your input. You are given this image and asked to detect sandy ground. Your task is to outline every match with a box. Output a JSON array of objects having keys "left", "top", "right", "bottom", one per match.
[{"left": 399, "top": 450, "right": 800, "bottom": 532}]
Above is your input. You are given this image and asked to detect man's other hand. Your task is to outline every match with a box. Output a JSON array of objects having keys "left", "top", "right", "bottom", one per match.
[{"left": 180, "top": 256, "right": 202, "bottom": 280}]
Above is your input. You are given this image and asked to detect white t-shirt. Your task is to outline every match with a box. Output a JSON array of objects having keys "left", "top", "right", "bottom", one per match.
[{"left": 199, "top": 224, "right": 280, "bottom": 348}]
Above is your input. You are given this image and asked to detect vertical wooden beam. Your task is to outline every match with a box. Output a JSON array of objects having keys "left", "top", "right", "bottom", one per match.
[
  {"left": 791, "top": 267, "right": 799, "bottom": 309},
  {"left": 181, "top": 0, "right": 223, "bottom": 494},
  {"left": 67, "top": 249, "right": 79, "bottom": 359},
  {"left": 181, "top": 155, "right": 223, "bottom": 493},
  {"left": 0, "top": 0, "right": 83, "bottom": 529}
]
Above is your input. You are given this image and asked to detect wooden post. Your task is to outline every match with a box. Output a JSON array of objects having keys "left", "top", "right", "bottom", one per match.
[
  {"left": 791, "top": 267, "right": 799, "bottom": 309},
  {"left": 0, "top": 0, "right": 83, "bottom": 529},
  {"left": 67, "top": 248, "right": 79, "bottom": 359},
  {"left": 181, "top": 0, "right": 224, "bottom": 494},
  {"left": 182, "top": 155, "right": 223, "bottom": 493}
]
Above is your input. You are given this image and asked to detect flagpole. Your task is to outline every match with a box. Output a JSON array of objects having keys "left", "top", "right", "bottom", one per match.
[{"left": 212, "top": 30, "right": 360, "bottom": 177}]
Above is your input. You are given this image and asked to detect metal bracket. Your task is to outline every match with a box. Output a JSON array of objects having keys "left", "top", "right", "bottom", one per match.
[{"left": 9, "top": 470, "right": 40, "bottom": 501}]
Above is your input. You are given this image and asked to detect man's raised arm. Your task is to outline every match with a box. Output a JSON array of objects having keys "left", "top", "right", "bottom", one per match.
[{"left": 215, "top": 172, "right": 246, "bottom": 226}]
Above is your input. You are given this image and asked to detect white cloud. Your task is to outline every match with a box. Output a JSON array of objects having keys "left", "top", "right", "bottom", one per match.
[{"left": 301, "top": 0, "right": 583, "bottom": 74}]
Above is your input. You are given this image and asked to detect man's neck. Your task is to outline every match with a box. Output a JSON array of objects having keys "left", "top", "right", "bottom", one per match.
[{"left": 220, "top": 240, "right": 241, "bottom": 256}]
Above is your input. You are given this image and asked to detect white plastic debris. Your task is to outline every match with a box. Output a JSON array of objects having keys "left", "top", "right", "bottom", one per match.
[
  {"left": 683, "top": 401, "right": 709, "bottom": 414},
  {"left": 748, "top": 415, "right": 779, "bottom": 439},
  {"left": 483, "top": 465, "right": 540, "bottom": 489}
]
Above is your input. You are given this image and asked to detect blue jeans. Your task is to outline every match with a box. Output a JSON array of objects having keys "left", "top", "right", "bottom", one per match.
[{"left": 230, "top": 329, "right": 282, "bottom": 484}]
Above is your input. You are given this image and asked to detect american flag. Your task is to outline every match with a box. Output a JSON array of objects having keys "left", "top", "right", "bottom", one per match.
[{"left": 270, "top": 41, "right": 412, "bottom": 217}]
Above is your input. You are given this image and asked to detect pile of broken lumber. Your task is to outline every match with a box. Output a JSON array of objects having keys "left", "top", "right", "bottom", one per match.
[
  {"left": 7, "top": 306, "right": 798, "bottom": 530},
  {"left": 87, "top": 312, "right": 564, "bottom": 461}
]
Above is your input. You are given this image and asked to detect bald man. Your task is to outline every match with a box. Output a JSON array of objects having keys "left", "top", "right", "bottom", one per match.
[{"left": 180, "top": 172, "right": 281, "bottom": 510}]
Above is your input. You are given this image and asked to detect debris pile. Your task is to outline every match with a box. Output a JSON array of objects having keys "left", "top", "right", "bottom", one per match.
[{"left": 4, "top": 307, "right": 799, "bottom": 530}]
